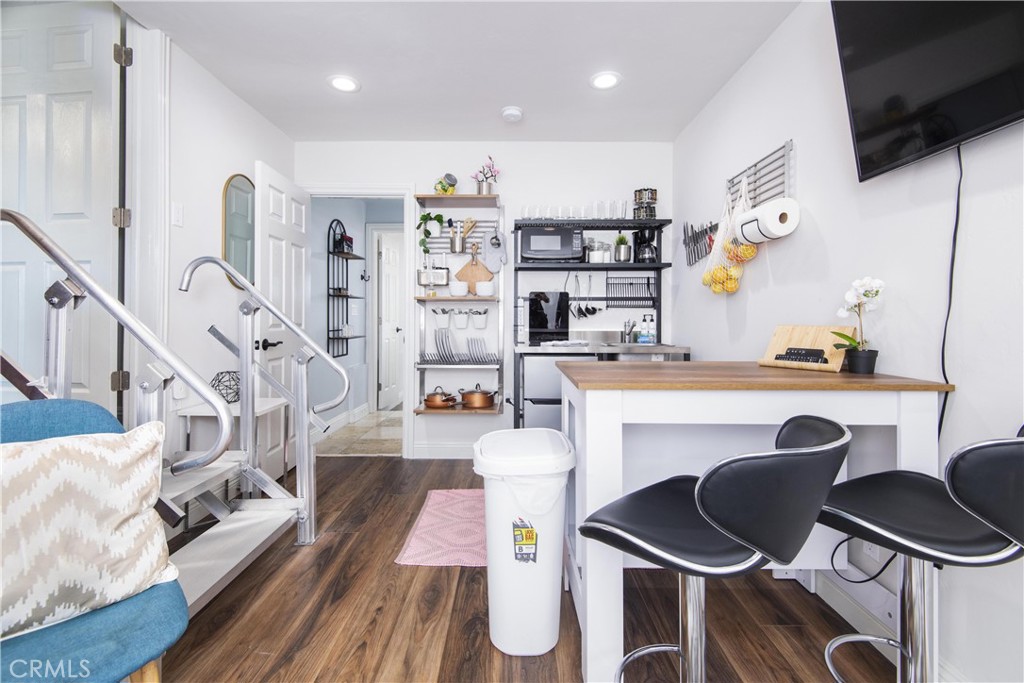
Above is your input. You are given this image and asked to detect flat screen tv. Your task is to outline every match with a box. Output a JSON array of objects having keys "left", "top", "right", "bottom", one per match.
[{"left": 832, "top": 1, "right": 1024, "bottom": 181}]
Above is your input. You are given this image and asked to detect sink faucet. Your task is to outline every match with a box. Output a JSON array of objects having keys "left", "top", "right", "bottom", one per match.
[{"left": 622, "top": 319, "right": 636, "bottom": 343}]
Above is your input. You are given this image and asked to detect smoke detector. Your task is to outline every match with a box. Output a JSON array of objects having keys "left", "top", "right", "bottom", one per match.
[{"left": 501, "top": 105, "right": 523, "bottom": 123}]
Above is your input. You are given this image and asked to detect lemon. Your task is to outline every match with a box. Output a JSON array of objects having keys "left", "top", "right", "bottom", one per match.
[
  {"left": 710, "top": 281, "right": 724, "bottom": 294},
  {"left": 727, "top": 265, "right": 743, "bottom": 279},
  {"left": 739, "top": 244, "right": 758, "bottom": 260},
  {"left": 723, "top": 278, "right": 740, "bottom": 293},
  {"left": 711, "top": 265, "right": 728, "bottom": 283},
  {"left": 701, "top": 271, "right": 713, "bottom": 286}
]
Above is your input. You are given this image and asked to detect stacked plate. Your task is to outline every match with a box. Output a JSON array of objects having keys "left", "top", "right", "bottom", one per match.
[{"left": 419, "top": 331, "right": 498, "bottom": 365}]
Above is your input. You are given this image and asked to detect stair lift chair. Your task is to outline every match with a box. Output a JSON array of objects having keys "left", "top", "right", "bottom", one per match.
[
  {"left": 1, "top": 399, "right": 189, "bottom": 683},
  {"left": 579, "top": 415, "right": 852, "bottom": 682},
  {"left": 818, "top": 427, "right": 1024, "bottom": 682}
]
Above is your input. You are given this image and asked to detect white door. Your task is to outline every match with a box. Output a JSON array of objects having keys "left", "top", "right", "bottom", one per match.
[
  {"left": 1, "top": 2, "right": 119, "bottom": 408},
  {"left": 376, "top": 229, "right": 404, "bottom": 410},
  {"left": 254, "top": 161, "right": 309, "bottom": 477}
]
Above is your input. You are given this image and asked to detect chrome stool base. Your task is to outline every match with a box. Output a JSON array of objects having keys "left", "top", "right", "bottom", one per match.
[
  {"left": 615, "top": 574, "right": 706, "bottom": 683},
  {"left": 614, "top": 644, "right": 682, "bottom": 683},
  {"left": 825, "top": 634, "right": 905, "bottom": 683},
  {"left": 824, "top": 556, "right": 931, "bottom": 683}
]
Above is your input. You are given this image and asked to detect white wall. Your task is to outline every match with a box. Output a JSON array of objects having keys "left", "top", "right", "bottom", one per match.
[
  {"left": 296, "top": 142, "right": 672, "bottom": 456},
  {"left": 164, "top": 45, "right": 294, "bottom": 455},
  {"left": 309, "top": 197, "right": 369, "bottom": 423},
  {"left": 671, "top": 4, "right": 1022, "bottom": 680}
]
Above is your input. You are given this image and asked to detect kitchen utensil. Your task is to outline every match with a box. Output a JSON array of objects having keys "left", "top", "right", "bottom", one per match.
[
  {"left": 424, "top": 385, "right": 457, "bottom": 409},
  {"left": 455, "top": 243, "right": 493, "bottom": 294},
  {"left": 462, "top": 217, "right": 477, "bottom": 238},
  {"left": 459, "top": 383, "right": 498, "bottom": 409},
  {"left": 490, "top": 225, "right": 501, "bottom": 247},
  {"left": 449, "top": 219, "right": 465, "bottom": 253},
  {"left": 574, "top": 274, "right": 587, "bottom": 318},
  {"left": 585, "top": 274, "right": 597, "bottom": 315}
]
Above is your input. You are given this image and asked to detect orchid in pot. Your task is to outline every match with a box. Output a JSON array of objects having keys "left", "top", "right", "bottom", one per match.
[
  {"left": 832, "top": 276, "right": 885, "bottom": 374},
  {"left": 471, "top": 155, "right": 500, "bottom": 194}
]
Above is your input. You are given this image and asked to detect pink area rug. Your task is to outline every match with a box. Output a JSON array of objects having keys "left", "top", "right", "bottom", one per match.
[{"left": 395, "top": 489, "right": 486, "bottom": 567}]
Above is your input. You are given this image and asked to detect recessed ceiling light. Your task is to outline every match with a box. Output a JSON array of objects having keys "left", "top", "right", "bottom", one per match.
[
  {"left": 501, "top": 105, "right": 523, "bottom": 123},
  {"left": 590, "top": 71, "right": 622, "bottom": 90},
  {"left": 329, "top": 75, "right": 361, "bottom": 93}
]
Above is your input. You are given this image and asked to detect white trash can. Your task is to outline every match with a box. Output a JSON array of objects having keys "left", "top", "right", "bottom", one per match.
[{"left": 473, "top": 428, "right": 576, "bottom": 656}]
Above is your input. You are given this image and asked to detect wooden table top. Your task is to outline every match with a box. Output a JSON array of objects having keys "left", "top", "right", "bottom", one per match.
[{"left": 555, "top": 360, "right": 955, "bottom": 392}]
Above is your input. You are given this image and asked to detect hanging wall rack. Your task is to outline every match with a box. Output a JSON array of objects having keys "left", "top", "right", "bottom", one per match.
[{"left": 726, "top": 139, "right": 794, "bottom": 209}]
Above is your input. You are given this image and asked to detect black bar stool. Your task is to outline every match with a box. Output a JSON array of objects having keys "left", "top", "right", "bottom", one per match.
[
  {"left": 818, "top": 429, "right": 1024, "bottom": 682},
  {"left": 579, "top": 415, "right": 852, "bottom": 682}
]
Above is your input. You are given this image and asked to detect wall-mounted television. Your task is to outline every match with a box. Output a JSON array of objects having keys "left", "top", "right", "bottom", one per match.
[{"left": 832, "top": 1, "right": 1024, "bottom": 181}]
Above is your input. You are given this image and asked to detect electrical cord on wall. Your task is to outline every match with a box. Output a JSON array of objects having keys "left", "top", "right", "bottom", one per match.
[
  {"left": 937, "top": 144, "right": 965, "bottom": 436},
  {"left": 830, "top": 535, "right": 898, "bottom": 584}
]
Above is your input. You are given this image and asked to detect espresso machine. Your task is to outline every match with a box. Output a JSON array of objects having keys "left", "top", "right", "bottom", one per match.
[{"left": 632, "top": 228, "right": 659, "bottom": 263}]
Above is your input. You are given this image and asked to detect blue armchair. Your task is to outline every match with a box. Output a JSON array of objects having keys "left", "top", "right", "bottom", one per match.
[{"left": 0, "top": 399, "right": 188, "bottom": 683}]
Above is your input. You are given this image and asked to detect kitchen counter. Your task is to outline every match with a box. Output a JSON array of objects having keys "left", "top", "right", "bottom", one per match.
[
  {"left": 557, "top": 360, "right": 954, "bottom": 681},
  {"left": 513, "top": 343, "right": 691, "bottom": 356},
  {"left": 556, "top": 360, "right": 955, "bottom": 391}
]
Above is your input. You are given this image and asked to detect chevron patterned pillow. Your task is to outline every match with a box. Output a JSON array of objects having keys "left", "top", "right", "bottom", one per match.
[{"left": 1, "top": 421, "right": 178, "bottom": 639}]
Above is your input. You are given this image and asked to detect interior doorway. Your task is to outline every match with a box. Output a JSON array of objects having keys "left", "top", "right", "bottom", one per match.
[
  {"left": 370, "top": 224, "right": 405, "bottom": 411},
  {"left": 308, "top": 195, "right": 408, "bottom": 457}
]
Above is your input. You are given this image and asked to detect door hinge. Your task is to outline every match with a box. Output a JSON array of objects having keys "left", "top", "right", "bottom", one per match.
[
  {"left": 113, "top": 43, "right": 133, "bottom": 67},
  {"left": 110, "top": 370, "right": 131, "bottom": 392},
  {"left": 378, "top": 382, "right": 382, "bottom": 391},
  {"left": 112, "top": 207, "right": 132, "bottom": 229}
]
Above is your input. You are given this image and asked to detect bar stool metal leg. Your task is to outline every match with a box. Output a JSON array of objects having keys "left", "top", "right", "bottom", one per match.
[
  {"left": 685, "top": 575, "right": 706, "bottom": 683},
  {"left": 823, "top": 555, "right": 932, "bottom": 683},
  {"left": 614, "top": 574, "right": 707, "bottom": 683},
  {"left": 901, "top": 556, "right": 932, "bottom": 683}
]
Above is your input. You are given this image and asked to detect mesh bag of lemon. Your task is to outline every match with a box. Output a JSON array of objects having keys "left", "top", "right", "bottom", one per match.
[{"left": 701, "top": 180, "right": 758, "bottom": 295}]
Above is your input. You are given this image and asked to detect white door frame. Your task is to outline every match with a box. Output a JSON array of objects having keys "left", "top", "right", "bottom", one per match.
[{"left": 303, "top": 183, "right": 416, "bottom": 459}]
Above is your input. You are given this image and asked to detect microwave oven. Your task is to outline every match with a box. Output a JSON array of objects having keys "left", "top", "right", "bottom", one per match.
[{"left": 520, "top": 226, "right": 584, "bottom": 262}]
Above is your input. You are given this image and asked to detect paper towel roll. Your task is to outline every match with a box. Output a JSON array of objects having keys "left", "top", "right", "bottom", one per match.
[{"left": 734, "top": 197, "right": 800, "bottom": 245}]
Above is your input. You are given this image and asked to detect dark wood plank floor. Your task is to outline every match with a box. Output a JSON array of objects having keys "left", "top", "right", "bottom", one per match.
[{"left": 164, "top": 457, "right": 894, "bottom": 682}]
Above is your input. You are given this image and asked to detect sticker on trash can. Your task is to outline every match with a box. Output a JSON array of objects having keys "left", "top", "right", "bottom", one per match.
[{"left": 513, "top": 517, "right": 537, "bottom": 563}]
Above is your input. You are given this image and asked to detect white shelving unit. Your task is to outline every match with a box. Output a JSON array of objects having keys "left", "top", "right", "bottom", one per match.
[{"left": 413, "top": 194, "right": 504, "bottom": 415}]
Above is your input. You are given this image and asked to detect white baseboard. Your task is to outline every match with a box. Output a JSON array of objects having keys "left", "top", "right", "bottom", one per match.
[
  {"left": 816, "top": 567, "right": 900, "bottom": 667},
  {"left": 310, "top": 403, "right": 370, "bottom": 445}
]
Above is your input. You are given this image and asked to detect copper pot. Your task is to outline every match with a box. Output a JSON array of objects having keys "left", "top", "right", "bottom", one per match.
[
  {"left": 459, "top": 383, "right": 498, "bottom": 409},
  {"left": 424, "top": 386, "right": 457, "bottom": 409}
]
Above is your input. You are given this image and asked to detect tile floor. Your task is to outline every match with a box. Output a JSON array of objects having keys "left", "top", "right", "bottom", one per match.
[{"left": 316, "top": 409, "right": 403, "bottom": 456}]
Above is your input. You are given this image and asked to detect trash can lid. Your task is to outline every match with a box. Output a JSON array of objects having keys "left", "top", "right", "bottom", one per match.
[{"left": 473, "top": 428, "right": 575, "bottom": 477}]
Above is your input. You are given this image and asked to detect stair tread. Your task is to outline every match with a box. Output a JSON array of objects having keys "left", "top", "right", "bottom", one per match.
[
  {"left": 161, "top": 450, "right": 245, "bottom": 504},
  {"left": 170, "top": 509, "right": 295, "bottom": 616}
]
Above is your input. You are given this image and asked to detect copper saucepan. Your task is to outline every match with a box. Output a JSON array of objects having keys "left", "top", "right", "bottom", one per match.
[
  {"left": 459, "top": 383, "right": 498, "bottom": 409},
  {"left": 424, "top": 385, "right": 457, "bottom": 409}
]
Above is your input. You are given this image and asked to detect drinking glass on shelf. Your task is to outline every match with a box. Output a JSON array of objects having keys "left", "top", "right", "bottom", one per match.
[{"left": 592, "top": 201, "right": 606, "bottom": 219}]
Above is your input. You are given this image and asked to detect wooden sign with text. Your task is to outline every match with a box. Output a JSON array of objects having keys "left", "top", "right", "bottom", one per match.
[{"left": 758, "top": 325, "right": 856, "bottom": 373}]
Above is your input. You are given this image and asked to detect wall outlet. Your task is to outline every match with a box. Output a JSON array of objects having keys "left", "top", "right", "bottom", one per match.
[{"left": 863, "top": 541, "right": 881, "bottom": 561}]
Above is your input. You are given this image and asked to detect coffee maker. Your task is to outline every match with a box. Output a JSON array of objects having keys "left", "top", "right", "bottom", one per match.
[{"left": 632, "top": 228, "right": 659, "bottom": 263}]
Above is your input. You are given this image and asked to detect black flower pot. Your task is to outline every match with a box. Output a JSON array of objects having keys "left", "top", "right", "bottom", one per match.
[{"left": 845, "top": 349, "right": 878, "bottom": 374}]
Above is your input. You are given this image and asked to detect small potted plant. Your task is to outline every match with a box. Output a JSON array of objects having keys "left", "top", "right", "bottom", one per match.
[
  {"left": 613, "top": 233, "right": 632, "bottom": 262},
  {"left": 416, "top": 212, "right": 444, "bottom": 255},
  {"left": 832, "top": 276, "right": 885, "bottom": 374},
  {"left": 471, "top": 155, "right": 501, "bottom": 194}
]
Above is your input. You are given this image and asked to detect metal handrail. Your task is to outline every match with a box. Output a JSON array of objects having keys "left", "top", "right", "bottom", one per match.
[
  {"left": 1, "top": 209, "right": 234, "bottom": 473},
  {"left": 178, "top": 256, "right": 351, "bottom": 413}
]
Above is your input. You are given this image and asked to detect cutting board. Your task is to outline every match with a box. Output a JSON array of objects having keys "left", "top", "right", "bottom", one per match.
[
  {"left": 455, "top": 244, "right": 493, "bottom": 294},
  {"left": 758, "top": 325, "right": 856, "bottom": 373}
]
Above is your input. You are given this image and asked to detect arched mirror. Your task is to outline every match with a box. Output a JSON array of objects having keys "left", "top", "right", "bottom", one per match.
[{"left": 222, "top": 173, "right": 255, "bottom": 287}]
